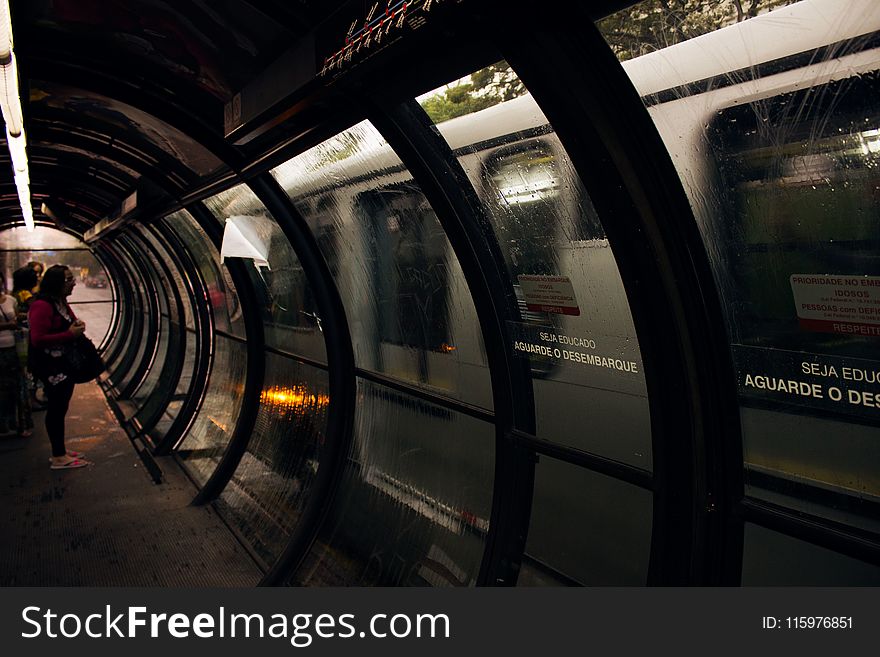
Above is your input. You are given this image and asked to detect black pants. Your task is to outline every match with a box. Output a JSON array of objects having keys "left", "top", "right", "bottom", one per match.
[{"left": 45, "top": 378, "right": 75, "bottom": 457}]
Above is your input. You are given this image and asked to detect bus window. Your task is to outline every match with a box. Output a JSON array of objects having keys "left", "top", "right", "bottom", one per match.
[{"left": 357, "top": 184, "right": 450, "bottom": 357}]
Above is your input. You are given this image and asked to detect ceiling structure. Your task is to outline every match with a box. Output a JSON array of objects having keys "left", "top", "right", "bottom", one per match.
[
  {"left": 1, "top": 0, "right": 638, "bottom": 237},
  {"left": 1, "top": 0, "right": 352, "bottom": 235}
]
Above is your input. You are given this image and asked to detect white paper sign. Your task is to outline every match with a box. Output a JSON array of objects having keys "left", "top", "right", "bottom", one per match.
[
  {"left": 517, "top": 274, "right": 580, "bottom": 316},
  {"left": 790, "top": 274, "right": 880, "bottom": 337}
]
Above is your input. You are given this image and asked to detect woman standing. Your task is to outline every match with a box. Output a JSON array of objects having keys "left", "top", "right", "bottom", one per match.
[
  {"left": 29, "top": 265, "right": 90, "bottom": 469},
  {"left": 0, "top": 282, "right": 32, "bottom": 437}
]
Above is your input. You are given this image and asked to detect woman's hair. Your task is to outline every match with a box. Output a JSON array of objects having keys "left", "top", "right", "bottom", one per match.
[
  {"left": 39, "top": 265, "right": 70, "bottom": 299},
  {"left": 12, "top": 266, "right": 39, "bottom": 293}
]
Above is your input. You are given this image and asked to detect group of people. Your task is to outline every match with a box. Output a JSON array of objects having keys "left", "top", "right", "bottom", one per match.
[{"left": 1, "top": 261, "right": 91, "bottom": 470}]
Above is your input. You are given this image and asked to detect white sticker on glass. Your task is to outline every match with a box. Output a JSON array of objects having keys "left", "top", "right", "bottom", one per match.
[
  {"left": 790, "top": 274, "right": 880, "bottom": 337},
  {"left": 517, "top": 274, "right": 580, "bottom": 316}
]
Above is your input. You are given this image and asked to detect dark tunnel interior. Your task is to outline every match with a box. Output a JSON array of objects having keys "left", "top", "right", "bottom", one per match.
[{"left": 0, "top": 0, "right": 878, "bottom": 587}]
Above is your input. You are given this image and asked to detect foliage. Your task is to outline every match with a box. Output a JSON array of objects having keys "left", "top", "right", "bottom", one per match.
[
  {"left": 419, "top": 2, "right": 805, "bottom": 123},
  {"left": 597, "top": 0, "right": 802, "bottom": 61},
  {"left": 308, "top": 129, "right": 365, "bottom": 169},
  {"left": 420, "top": 60, "right": 527, "bottom": 124}
]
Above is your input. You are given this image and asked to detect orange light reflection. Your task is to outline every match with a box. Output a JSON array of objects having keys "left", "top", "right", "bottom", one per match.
[{"left": 260, "top": 385, "right": 330, "bottom": 410}]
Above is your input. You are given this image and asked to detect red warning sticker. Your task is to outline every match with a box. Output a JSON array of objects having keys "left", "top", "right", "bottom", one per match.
[
  {"left": 790, "top": 274, "right": 880, "bottom": 337},
  {"left": 517, "top": 274, "right": 580, "bottom": 316}
]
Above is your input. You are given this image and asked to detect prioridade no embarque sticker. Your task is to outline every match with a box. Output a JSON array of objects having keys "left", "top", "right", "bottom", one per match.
[
  {"left": 790, "top": 274, "right": 880, "bottom": 337},
  {"left": 517, "top": 274, "right": 580, "bottom": 316}
]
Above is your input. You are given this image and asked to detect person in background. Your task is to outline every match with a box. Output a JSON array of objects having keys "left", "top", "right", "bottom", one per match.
[
  {"left": 12, "top": 266, "right": 45, "bottom": 409},
  {"left": 27, "top": 261, "right": 44, "bottom": 292},
  {"left": 29, "top": 265, "right": 90, "bottom": 469},
  {"left": 0, "top": 281, "right": 33, "bottom": 437},
  {"left": 12, "top": 266, "right": 38, "bottom": 313}
]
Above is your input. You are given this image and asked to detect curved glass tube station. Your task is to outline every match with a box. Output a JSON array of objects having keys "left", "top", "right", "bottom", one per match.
[{"left": 1, "top": 0, "right": 878, "bottom": 586}]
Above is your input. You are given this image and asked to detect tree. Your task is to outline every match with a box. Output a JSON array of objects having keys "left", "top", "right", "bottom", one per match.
[
  {"left": 597, "top": 0, "right": 801, "bottom": 61},
  {"left": 420, "top": 1, "right": 803, "bottom": 123},
  {"left": 420, "top": 60, "right": 527, "bottom": 124}
]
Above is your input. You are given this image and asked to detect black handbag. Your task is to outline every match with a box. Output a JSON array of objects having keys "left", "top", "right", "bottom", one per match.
[
  {"left": 60, "top": 336, "right": 105, "bottom": 383},
  {"left": 29, "top": 335, "right": 105, "bottom": 386}
]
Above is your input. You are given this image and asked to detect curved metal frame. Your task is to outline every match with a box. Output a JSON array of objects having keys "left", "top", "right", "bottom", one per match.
[
  {"left": 153, "top": 209, "right": 221, "bottom": 455},
  {"left": 368, "top": 102, "right": 537, "bottom": 585},
  {"left": 124, "top": 223, "right": 190, "bottom": 438},
  {"left": 86, "top": 244, "right": 123, "bottom": 353},
  {"left": 489, "top": 10, "right": 743, "bottom": 584},
  {"left": 113, "top": 232, "right": 163, "bottom": 399},
  {"left": 102, "top": 239, "right": 150, "bottom": 392},
  {"left": 96, "top": 241, "right": 138, "bottom": 378},
  {"left": 244, "top": 174, "right": 357, "bottom": 586},
  {"left": 188, "top": 201, "right": 267, "bottom": 506}
]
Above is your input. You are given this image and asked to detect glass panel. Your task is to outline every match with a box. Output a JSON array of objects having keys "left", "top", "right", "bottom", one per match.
[
  {"left": 67, "top": 302, "right": 114, "bottom": 347},
  {"left": 133, "top": 327, "right": 183, "bottom": 430},
  {"left": 152, "top": 326, "right": 198, "bottom": 441},
  {"left": 0, "top": 242, "right": 114, "bottom": 346},
  {"left": 67, "top": 250, "right": 114, "bottom": 348},
  {"left": 0, "top": 226, "right": 84, "bottom": 250},
  {"left": 216, "top": 355, "right": 329, "bottom": 565},
  {"left": 598, "top": 0, "right": 880, "bottom": 530},
  {"left": 742, "top": 523, "right": 880, "bottom": 585},
  {"left": 99, "top": 246, "right": 137, "bottom": 370},
  {"left": 271, "top": 122, "right": 492, "bottom": 409},
  {"left": 130, "top": 311, "right": 169, "bottom": 404},
  {"left": 103, "top": 243, "right": 147, "bottom": 381},
  {"left": 67, "top": 253, "right": 113, "bottom": 304},
  {"left": 595, "top": 0, "right": 799, "bottom": 58},
  {"left": 177, "top": 336, "right": 248, "bottom": 484},
  {"left": 139, "top": 225, "right": 195, "bottom": 331},
  {"left": 203, "top": 185, "right": 327, "bottom": 363},
  {"left": 129, "top": 315, "right": 172, "bottom": 412},
  {"left": 423, "top": 65, "right": 651, "bottom": 467},
  {"left": 112, "top": 236, "right": 158, "bottom": 393},
  {"left": 164, "top": 209, "right": 245, "bottom": 338},
  {"left": 128, "top": 226, "right": 194, "bottom": 432},
  {"left": 291, "top": 378, "right": 494, "bottom": 586},
  {"left": 741, "top": 408, "right": 880, "bottom": 534},
  {"left": 519, "top": 457, "right": 652, "bottom": 586}
]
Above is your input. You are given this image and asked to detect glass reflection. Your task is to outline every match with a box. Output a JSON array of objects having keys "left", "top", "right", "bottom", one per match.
[
  {"left": 424, "top": 63, "right": 651, "bottom": 467},
  {"left": 177, "top": 336, "right": 247, "bottom": 484},
  {"left": 204, "top": 185, "right": 327, "bottom": 363},
  {"left": 742, "top": 523, "right": 880, "bottom": 586},
  {"left": 519, "top": 458, "right": 651, "bottom": 586},
  {"left": 164, "top": 209, "right": 245, "bottom": 338},
  {"left": 217, "top": 355, "right": 329, "bottom": 565},
  {"left": 271, "top": 121, "right": 492, "bottom": 409},
  {"left": 597, "top": 0, "right": 880, "bottom": 535},
  {"left": 0, "top": 235, "right": 114, "bottom": 345},
  {"left": 291, "top": 378, "right": 494, "bottom": 586},
  {"left": 152, "top": 328, "right": 198, "bottom": 441}
]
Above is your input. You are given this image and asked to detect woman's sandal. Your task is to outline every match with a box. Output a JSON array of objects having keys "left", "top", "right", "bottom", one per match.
[
  {"left": 47, "top": 450, "right": 85, "bottom": 463},
  {"left": 49, "top": 458, "right": 90, "bottom": 470}
]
